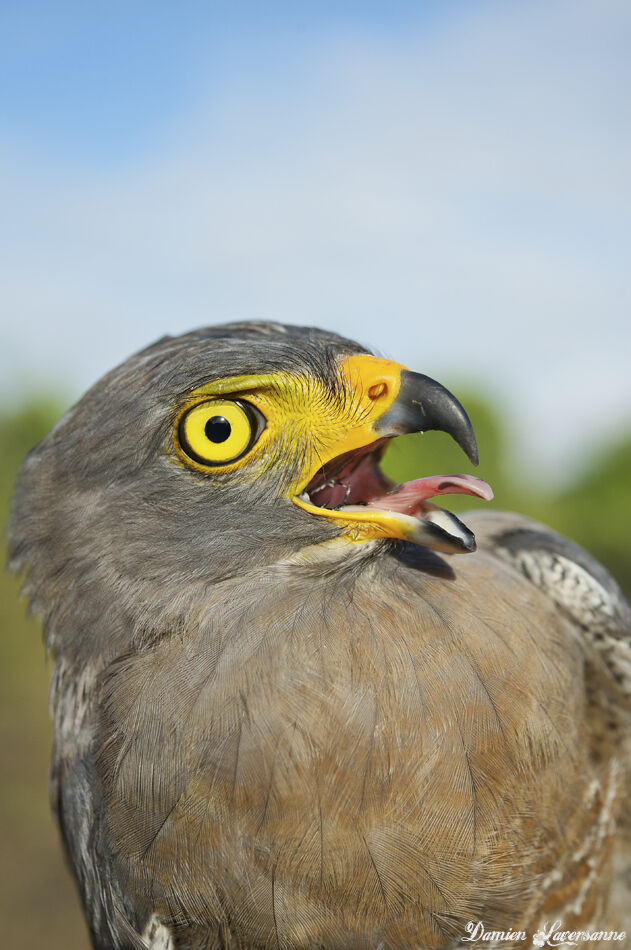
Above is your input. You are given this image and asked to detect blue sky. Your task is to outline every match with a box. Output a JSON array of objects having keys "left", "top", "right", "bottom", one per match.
[
  {"left": 1, "top": 2, "right": 444, "bottom": 163},
  {"left": 1, "top": 0, "right": 630, "bottom": 486}
]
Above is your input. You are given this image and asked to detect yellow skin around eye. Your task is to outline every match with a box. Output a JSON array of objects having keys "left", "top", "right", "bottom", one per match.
[
  {"left": 174, "top": 358, "right": 402, "bottom": 479},
  {"left": 172, "top": 357, "right": 420, "bottom": 546},
  {"left": 173, "top": 374, "right": 346, "bottom": 478},
  {"left": 173, "top": 359, "right": 405, "bottom": 486},
  {"left": 180, "top": 400, "right": 254, "bottom": 464}
]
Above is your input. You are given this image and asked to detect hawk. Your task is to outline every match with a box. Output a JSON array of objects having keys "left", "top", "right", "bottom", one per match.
[{"left": 9, "top": 322, "right": 631, "bottom": 948}]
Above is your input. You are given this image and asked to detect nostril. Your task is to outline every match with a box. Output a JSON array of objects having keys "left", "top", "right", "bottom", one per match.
[{"left": 368, "top": 382, "right": 388, "bottom": 400}]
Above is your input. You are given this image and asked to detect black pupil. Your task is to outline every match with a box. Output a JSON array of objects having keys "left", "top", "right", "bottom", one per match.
[{"left": 205, "top": 416, "right": 231, "bottom": 443}]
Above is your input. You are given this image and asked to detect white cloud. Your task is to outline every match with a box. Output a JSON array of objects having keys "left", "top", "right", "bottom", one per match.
[{"left": 1, "top": 0, "right": 629, "bottom": 485}]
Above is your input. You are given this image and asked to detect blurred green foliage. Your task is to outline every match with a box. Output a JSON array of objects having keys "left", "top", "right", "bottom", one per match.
[{"left": 1, "top": 394, "right": 629, "bottom": 948}]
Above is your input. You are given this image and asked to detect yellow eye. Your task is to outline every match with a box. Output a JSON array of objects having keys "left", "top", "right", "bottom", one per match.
[{"left": 178, "top": 399, "right": 264, "bottom": 466}]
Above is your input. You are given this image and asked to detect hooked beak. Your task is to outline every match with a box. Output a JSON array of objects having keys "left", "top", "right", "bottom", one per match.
[
  {"left": 292, "top": 354, "right": 493, "bottom": 554},
  {"left": 374, "top": 370, "right": 479, "bottom": 466}
]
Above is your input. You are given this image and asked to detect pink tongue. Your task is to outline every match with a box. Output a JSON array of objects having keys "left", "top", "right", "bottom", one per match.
[{"left": 367, "top": 474, "right": 494, "bottom": 516}]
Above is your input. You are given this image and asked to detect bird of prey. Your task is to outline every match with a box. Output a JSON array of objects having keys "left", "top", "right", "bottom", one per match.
[{"left": 9, "top": 322, "right": 631, "bottom": 950}]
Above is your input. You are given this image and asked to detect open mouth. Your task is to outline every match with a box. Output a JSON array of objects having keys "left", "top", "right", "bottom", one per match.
[{"left": 295, "top": 439, "right": 494, "bottom": 554}]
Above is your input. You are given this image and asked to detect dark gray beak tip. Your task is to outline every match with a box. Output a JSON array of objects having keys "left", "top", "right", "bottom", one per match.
[
  {"left": 376, "top": 370, "right": 480, "bottom": 467},
  {"left": 464, "top": 435, "right": 479, "bottom": 468}
]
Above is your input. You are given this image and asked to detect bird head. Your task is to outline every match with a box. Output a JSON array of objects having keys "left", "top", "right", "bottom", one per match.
[{"left": 9, "top": 322, "right": 492, "bottom": 654}]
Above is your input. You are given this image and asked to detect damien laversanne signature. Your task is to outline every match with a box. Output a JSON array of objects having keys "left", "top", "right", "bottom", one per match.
[{"left": 461, "top": 920, "right": 627, "bottom": 946}]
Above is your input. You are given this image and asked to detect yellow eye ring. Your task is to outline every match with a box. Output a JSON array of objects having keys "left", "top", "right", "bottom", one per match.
[{"left": 177, "top": 399, "right": 264, "bottom": 466}]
